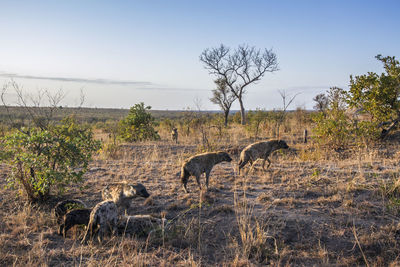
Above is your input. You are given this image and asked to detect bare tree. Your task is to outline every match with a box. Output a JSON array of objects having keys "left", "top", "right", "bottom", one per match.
[
  {"left": 275, "top": 90, "right": 300, "bottom": 138},
  {"left": 1, "top": 80, "right": 65, "bottom": 131},
  {"left": 279, "top": 90, "right": 300, "bottom": 112},
  {"left": 1, "top": 81, "right": 88, "bottom": 132},
  {"left": 210, "top": 78, "right": 236, "bottom": 127},
  {"left": 200, "top": 44, "right": 278, "bottom": 124},
  {"left": 192, "top": 97, "right": 211, "bottom": 148}
]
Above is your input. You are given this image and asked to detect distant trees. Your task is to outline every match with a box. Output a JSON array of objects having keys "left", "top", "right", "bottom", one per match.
[
  {"left": 313, "top": 93, "right": 329, "bottom": 113},
  {"left": 209, "top": 78, "right": 236, "bottom": 127},
  {"left": 200, "top": 44, "right": 278, "bottom": 124}
]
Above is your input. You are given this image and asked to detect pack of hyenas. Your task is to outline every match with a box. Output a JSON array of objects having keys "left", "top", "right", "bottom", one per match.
[{"left": 55, "top": 139, "right": 289, "bottom": 242}]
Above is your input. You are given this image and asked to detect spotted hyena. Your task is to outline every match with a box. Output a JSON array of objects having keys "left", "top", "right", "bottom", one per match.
[
  {"left": 59, "top": 208, "right": 91, "bottom": 237},
  {"left": 54, "top": 199, "right": 86, "bottom": 225},
  {"left": 171, "top": 128, "right": 178, "bottom": 144},
  {"left": 102, "top": 182, "right": 150, "bottom": 212},
  {"left": 181, "top": 151, "right": 232, "bottom": 193},
  {"left": 238, "top": 140, "right": 289, "bottom": 174},
  {"left": 117, "top": 214, "right": 164, "bottom": 237},
  {"left": 82, "top": 200, "right": 118, "bottom": 243}
]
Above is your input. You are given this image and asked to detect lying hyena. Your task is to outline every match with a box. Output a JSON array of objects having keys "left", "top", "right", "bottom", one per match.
[
  {"left": 238, "top": 140, "right": 289, "bottom": 174},
  {"left": 82, "top": 200, "right": 118, "bottom": 243},
  {"left": 181, "top": 151, "right": 232, "bottom": 193},
  {"left": 117, "top": 214, "right": 165, "bottom": 237},
  {"left": 102, "top": 182, "right": 150, "bottom": 213}
]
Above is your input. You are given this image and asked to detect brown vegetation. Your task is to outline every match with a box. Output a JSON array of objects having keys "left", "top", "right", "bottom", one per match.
[{"left": 1, "top": 109, "right": 400, "bottom": 266}]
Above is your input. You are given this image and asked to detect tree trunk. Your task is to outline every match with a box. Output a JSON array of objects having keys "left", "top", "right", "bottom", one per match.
[
  {"left": 224, "top": 110, "right": 229, "bottom": 127},
  {"left": 238, "top": 97, "right": 246, "bottom": 125},
  {"left": 17, "top": 162, "right": 36, "bottom": 202}
]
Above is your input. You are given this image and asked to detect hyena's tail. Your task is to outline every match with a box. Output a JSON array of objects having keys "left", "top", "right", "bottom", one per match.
[{"left": 82, "top": 215, "right": 95, "bottom": 244}]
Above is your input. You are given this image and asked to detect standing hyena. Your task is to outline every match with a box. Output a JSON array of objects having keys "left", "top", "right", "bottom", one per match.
[
  {"left": 238, "top": 140, "right": 289, "bottom": 174},
  {"left": 171, "top": 128, "right": 178, "bottom": 144},
  {"left": 181, "top": 151, "right": 232, "bottom": 193},
  {"left": 54, "top": 199, "right": 86, "bottom": 225},
  {"left": 59, "top": 208, "right": 92, "bottom": 237},
  {"left": 82, "top": 200, "right": 118, "bottom": 243},
  {"left": 102, "top": 182, "right": 150, "bottom": 213}
]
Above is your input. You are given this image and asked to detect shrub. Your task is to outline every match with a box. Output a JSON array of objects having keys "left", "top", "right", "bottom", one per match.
[
  {"left": 266, "top": 110, "right": 284, "bottom": 138},
  {"left": 246, "top": 109, "right": 267, "bottom": 138},
  {"left": 312, "top": 110, "right": 351, "bottom": 150},
  {"left": 210, "top": 113, "right": 227, "bottom": 139},
  {"left": 118, "top": 103, "right": 160, "bottom": 142},
  {"left": 1, "top": 117, "right": 101, "bottom": 202},
  {"left": 312, "top": 87, "right": 352, "bottom": 150},
  {"left": 159, "top": 118, "right": 175, "bottom": 132},
  {"left": 231, "top": 111, "right": 242, "bottom": 124}
]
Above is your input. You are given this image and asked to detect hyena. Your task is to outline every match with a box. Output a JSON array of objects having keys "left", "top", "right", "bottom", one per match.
[
  {"left": 82, "top": 200, "right": 118, "bottom": 243},
  {"left": 238, "top": 140, "right": 289, "bottom": 174},
  {"left": 181, "top": 151, "right": 232, "bottom": 193},
  {"left": 117, "top": 214, "right": 165, "bottom": 237},
  {"left": 54, "top": 199, "right": 86, "bottom": 225},
  {"left": 102, "top": 182, "right": 150, "bottom": 212},
  {"left": 171, "top": 128, "right": 178, "bottom": 144},
  {"left": 59, "top": 208, "right": 91, "bottom": 237}
]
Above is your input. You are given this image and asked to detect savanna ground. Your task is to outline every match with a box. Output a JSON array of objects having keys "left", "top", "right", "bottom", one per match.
[{"left": 1, "top": 113, "right": 400, "bottom": 266}]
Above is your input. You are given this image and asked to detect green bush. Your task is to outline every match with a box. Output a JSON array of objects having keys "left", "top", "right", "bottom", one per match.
[
  {"left": 312, "top": 109, "right": 351, "bottom": 150},
  {"left": 348, "top": 55, "right": 400, "bottom": 139},
  {"left": 1, "top": 117, "right": 101, "bottom": 202},
  {"left": 312, "top": 87, "right": 352, "bottom": 150},
  {"left": 352, "top": 120, "right": 380, "bottom": 147},
  {"left": 118, "top": 102, "right": 160, "bottom": 142}
]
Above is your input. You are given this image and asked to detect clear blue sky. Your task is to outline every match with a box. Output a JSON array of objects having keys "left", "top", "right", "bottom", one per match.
[{"left": 0, "top": 0, "right": 399, "bottom": 110}]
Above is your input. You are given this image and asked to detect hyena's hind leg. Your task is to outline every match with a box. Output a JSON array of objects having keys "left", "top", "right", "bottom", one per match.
[
  {"left": 261, "top": 157, "right": 272, "bottom": 170},
  {"left": 205, "top": 169, "right": 212, "bottom": 190},
  {"left": 195, "top": 173, "right": 202, "bottom": 191}
]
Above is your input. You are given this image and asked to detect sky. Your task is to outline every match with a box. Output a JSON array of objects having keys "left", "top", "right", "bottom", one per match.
[{"left": 0, "top": 0, "right": 399, "bottom": 110}]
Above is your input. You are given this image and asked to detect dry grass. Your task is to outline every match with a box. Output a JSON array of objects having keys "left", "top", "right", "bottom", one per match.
[{"left": 1, "top": 125, "right": 400, "bottom": 266}]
